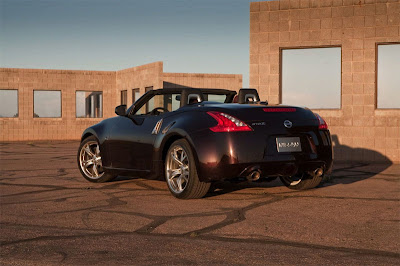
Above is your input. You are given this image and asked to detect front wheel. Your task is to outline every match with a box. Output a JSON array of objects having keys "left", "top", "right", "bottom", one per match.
[
  {"left": 280, "top": 170, "right": 323, "bottom": 190},
  {"left": 165, "top": 139, "right": 211, "bottom": 199},
  {"left": 77, "top": 136, "right": 116, "bottom": 183}
]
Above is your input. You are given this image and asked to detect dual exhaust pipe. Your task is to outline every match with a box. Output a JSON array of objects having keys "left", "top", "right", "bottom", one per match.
[{"left": 246, "top": 167, "right": 324, "bottom": 182}]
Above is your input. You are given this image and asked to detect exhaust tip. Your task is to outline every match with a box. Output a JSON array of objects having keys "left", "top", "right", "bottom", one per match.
[
  {"left": 314, "top": 168, "right": 324, "bottom": 177},
  {"left": 247, "top": 170, "right": 261, "bottom": 181}
]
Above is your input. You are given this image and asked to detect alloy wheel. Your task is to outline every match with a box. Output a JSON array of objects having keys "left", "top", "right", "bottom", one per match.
[
  {"left": 79, "top": 141, "right": 104, "bottom": 180},
  {"left": 166, "top": 145, "right": 189, "bottom": 194}
]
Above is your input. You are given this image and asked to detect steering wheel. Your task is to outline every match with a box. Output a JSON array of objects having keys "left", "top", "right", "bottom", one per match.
[{"left": 149, "top": 107, "right": 169, "bottom": 116}]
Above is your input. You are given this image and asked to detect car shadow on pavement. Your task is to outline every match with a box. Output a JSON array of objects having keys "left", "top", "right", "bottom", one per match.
[
  {"left": 205, "top": 134, "right": 393, "bottom": 197},
  {"left": 321, "top": 134, "right": 392, "bottom": 186}
]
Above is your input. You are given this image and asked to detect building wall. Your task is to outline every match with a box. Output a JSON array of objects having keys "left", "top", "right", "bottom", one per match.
[
  {"left": 250, "top": 0, "right": 399, "bottom": 163},
  {"left": 0, "top": 68, "right": 116, "bottom": 141},
  {"left": 116, "top": 61, "right": 164, "bottom": 107},
  {"left": 0, "top": 63, "right": 242, "bottom": 141}
]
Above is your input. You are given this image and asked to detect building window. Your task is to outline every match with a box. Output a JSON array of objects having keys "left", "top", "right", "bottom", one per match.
[
  {"left": 33, "top": 90, "right": 61, "bottom": 118},
  {"left": 144, "top": 87, "right": 154, "bottom": 112},
  {"left": 0, "top": 89, "right": 18, "bottom": 118},
  {"left": 281, "top": 47, "right": 341, "bottom": 109},
  {"left": 377, "top": 43, "right": 400, "bottom": 109},
  {"left": 121, "top": 90, "right": 127, "bottom": 105},
  {"left": 132, "top": 88, "right": 140, "bottom": 103},
  {"left": 76, "top": 91, "right": 103, "bottom": 118}
]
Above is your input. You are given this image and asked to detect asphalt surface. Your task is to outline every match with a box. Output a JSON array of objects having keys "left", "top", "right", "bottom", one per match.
[{"left": 0, "top": 141, "right": 399, "bottom": 265}]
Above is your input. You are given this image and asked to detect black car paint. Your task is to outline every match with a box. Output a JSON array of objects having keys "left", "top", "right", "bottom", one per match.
[{"left": 81, "top": 89, "right": 333, "bottom": 182}]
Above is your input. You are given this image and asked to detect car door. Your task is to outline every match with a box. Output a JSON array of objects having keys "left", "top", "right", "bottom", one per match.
[
  {"left": 106, "top": 114, "right": 162, "bottom": 171},
  {"left": 105, "top": 92, "right": 179, "bottom": 172}
]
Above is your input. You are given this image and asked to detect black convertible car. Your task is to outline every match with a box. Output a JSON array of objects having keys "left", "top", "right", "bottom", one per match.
[{"left": 77, "top": 88, "right": 333, "bottom": 199}]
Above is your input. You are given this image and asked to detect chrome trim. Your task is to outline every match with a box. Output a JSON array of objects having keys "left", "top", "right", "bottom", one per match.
[
  {"left": 152, "top": 119, "right": 163, "bottom": 135},
  {"left": 284, "top": 120, "right": 293, "bottom": 128}
]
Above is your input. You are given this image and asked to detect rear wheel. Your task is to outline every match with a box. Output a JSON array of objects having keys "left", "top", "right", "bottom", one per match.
[
  {"left": 77, "top": 136, "right": 116, "bottom": 183},
  {"left": 280, "top": 171, "right": 322, "bottom": 190},
  {"left": 165, "top": 139, "right": 211, "bottom": 199}
]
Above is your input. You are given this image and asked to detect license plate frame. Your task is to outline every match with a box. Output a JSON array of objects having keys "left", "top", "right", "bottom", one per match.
[{"left": 276, "top": 137, "right": 302, "bottom": 153}]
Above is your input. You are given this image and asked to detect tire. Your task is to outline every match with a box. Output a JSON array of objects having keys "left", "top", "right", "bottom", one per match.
[
  {"left": 77, "top": 136, "right": 116, "bottom": 183},
  {"left": 280, "top": 171, "right": 323, "bottom": 190},
  {"left": 165, "top": 139, "right": 211, "bottom": 199}
]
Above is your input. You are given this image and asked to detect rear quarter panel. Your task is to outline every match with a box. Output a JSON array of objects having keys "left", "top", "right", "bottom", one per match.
[{"left": 152, "top": 110, "right": 215, "bottom": 177}]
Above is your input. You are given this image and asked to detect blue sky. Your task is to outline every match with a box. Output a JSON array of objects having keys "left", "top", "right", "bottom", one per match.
[
  {"left": 1, "top": 0, "right": 398, "bottom": 109},
  {"left": 0, "top": 0, "right": 271, "bottom": 86}
]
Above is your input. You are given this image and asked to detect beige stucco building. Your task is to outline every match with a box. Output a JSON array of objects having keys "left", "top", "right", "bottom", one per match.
[
  {"left": 0, "top": 62, "right": 242, "bottom": 142},
  {"left": 250, "top": 0, "right": 399, "bottom": 163},
  {"left": 1, "top": 0, "right": 399, "bottom": 164}
]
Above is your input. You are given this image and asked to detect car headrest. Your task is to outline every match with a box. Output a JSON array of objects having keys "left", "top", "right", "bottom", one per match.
[
  {"left": 233, "top": 95, "right": 239, "bottom": 103},
  {"left": 180, "top": 88, "right": 204, "bottom": 107},
  {"left": 238, "top": 88, "right": 260, "bottom": 104}
]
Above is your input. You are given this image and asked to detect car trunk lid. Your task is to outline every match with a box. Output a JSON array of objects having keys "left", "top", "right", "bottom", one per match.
[{"left": 211, "top": 104, "right": 320, "bottom": 131}]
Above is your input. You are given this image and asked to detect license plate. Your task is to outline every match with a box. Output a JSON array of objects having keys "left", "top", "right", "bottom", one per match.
[{"left": 276, "top": 137, "right": 302, "bottom": 152}]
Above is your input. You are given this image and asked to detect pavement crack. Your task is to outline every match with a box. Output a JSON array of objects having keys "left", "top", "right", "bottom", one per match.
[
  {"left": 135, "top": 218, "right": 169, "bottom": 233},
  {"left": 186, "top": 196, "right": 286, "bottom": 236},
  {"left": 195, "top": 235, "right": 400, "bottom": 259}
]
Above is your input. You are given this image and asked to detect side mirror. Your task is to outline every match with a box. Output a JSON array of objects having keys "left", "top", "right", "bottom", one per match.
[{"left": 115, "top": 105, "right": 127, "bottom": 116}]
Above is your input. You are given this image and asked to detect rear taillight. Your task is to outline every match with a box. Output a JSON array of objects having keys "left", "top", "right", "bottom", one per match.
[
  {"left": 207, "top": 111, "right": 253, "bottom": 132},
  {"left": 263, "top": 108, "right": 296, "bottom": 112},
  {"left": 315, "top": 113, "right": 328, "bottom": 130}
]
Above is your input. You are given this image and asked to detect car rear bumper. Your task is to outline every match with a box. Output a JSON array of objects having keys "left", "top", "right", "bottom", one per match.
[{"left": 190, "top": 129, "right": 333, "bottom": 182}]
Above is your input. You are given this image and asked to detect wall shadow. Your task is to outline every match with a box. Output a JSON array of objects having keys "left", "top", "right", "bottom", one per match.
[{"left": 163, "top": 81, "right": 192, "bottom": 89}]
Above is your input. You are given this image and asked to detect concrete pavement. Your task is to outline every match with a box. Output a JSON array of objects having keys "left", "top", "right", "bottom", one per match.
[{"left": 0, "top": 141, "right": 399, "bottom": 265}]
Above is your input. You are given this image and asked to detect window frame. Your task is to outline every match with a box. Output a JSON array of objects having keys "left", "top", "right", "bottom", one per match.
[
  {"left": 33, "top": 90, "right": 62, "bottom": 118},
  {"left": 121, "top": 90, "right": 127, "bottom": 105},
  {"left": 144, "top": 87, "right": 154, "bottom": 112},
  {"left": 0, "top": 89, "right": 19, "bottom": 118},
  {"left": 75, "top": 90, "right": 103, "bottom": 118},
  {"left": 132, "top": 88, "right": 140, "bottom": 104},
  {"left": 375, "top": 42, "right": 400, "bottom": 110},
  {"left": 279, "top": 45, "right": 343, "bottom": 110}
]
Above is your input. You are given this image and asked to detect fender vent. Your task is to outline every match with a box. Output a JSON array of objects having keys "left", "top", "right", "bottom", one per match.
[{"left": 151, "top": 119, "right": 163, "bottom": 135}]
